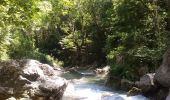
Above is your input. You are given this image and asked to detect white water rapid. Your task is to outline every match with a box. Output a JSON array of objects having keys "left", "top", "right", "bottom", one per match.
[{"left": 62, "top": 69, "right": 149, "bottom": 100}]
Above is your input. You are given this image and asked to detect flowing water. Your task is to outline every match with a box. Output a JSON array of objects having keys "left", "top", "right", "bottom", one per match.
[{"left": 62, "top": 69, "right": 149, "bottom": 100}]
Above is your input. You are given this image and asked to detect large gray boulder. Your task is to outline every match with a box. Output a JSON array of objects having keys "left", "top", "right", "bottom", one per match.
[
  {"left": 127, "top": 73, "right": 155, "bottom": 97},
  {"left": 155, "top": 47, "right": 170, "bottom": 88},
  {"left": 0, "top": 59, "right": 67, "bottom": 100},
  {"left": 154, "top": 47, "right": 170, "bottom": 100},
  {"left": 135, "top": 73, "right": 155, "bottom": 93}
]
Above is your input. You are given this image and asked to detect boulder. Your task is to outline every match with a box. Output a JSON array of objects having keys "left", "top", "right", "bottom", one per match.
[
  {"left": 153, "top": 88, "right": 169, "bottom": 100},
  {"left": 120, "top": 79, "right": 134, "bottom": 91},
  {"left": 135, "top": 73, "right": 155, "bottom": 93},
  {"left": 95, "top": 68, "right": 105, "bottom": 74},
  {"left": 95, "top": 66, "right": 110, "bottom": 75},
  {"left": 0, "top": 59, "right": 67, "bottom": 100},
  {"left": 105, "top": 76, "right": 121, "bottom": 90},
  {"left": 154, "top": 47, "right": 170, "bottom": 99},
  {"left": 155, "top": 47, "right": 170, "bottom": 88},
  {"left": 138, "top": 66, "right": 149, "bottom": 77}
]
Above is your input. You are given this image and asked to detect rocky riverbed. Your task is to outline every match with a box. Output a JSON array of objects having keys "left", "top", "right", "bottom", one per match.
[{"left": 61, "top": 68, "right": 149, "bottom": 100}]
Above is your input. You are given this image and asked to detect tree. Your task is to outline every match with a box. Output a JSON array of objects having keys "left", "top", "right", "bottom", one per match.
[{"left": 105, "top": 0, "right": 168, "bottom": 80}]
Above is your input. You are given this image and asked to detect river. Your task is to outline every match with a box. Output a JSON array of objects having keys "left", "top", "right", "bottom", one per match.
[{"left": 61, "top": 68, "right": 149, "bottom": 100}]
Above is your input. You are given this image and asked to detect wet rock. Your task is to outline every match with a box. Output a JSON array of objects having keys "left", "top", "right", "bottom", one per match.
[
  {"left": 0, "top": 59, "right": 67, "bottom": 100},
  {"left": 135, "top": 73, "right": 155, "bottom": 93}
]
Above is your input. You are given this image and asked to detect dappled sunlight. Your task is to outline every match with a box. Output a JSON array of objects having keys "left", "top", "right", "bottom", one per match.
[
  {"left": 38, "top": 1, "right": 52, "bottom": 13},
  {"left": 1, "top": 0, "right": 169, "bottom": 99}
]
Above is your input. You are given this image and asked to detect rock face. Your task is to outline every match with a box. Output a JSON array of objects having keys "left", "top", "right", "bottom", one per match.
[
  {"left": 155, "top": 47, "right": 170, "bottom": 88},
  {"left": 131, "top": 73, "right": 169, "bottom": 100},
  {"left": 0, "top": 59, "right": 67, "bottom": 100},
  {"left": 132, "top": 47, "right": 170, "bottom": 100},
  {"left": 105, "top": 76, "right": 121, "bottom": 90},
  {"left": 120, "top": 79, "right": 134, "bottom": 91},
  {"left": 153, "top": 47, "right": 170, "bottom": 100},
  {"left": 138, "top": 66, "right": 149, "bottom": 77},
  {"left": 135, "top": 73, "right": 155, "bottom": 93}
]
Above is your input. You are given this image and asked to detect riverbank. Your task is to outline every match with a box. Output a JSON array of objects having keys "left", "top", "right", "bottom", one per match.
[{"left": 61, "top": 67, "right": 149, "bottom": 100}]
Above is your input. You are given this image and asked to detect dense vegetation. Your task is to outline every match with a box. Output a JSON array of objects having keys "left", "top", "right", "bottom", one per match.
[{"left": 0, "top": 0, "right": 170, "bottom": 80}]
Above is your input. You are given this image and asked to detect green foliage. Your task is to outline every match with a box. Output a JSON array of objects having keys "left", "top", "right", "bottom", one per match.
[
  {"left": 0, "top": 0, "right": 63, "bottom": 66},
  {"left": 109, "top": 64, "right": 138, "bottom": 81},
  {"left": 104, "top": 0, "right": 170, "bottom": 80},
  {"left": 0, "top": 0, "right": 170, "bottom": 80}
]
